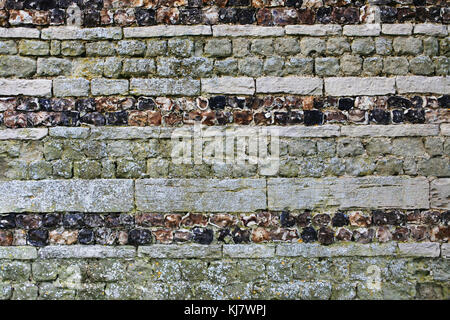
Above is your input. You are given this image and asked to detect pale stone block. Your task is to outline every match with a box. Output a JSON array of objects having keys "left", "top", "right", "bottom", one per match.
[
  {"left": 38, "top": 245, "right": 135, "bottom": 259},
  {"left": 212, "top": 25, "right": 284, "bottom": 37},
  {"left": 53, "top": 78, "right": 90, "bottom": 97},
  {"left": 343, "top": 24, "right": 381, "bottom": 36},
  {"left": 0, "top": 180, "right": 134, "bottom": 213},
  {"left": 268, "top": 177, "right": 429, "bottom": 210},
  {"left": 0, "top": 247, "right": 37, "bottom": 260},
  {"left": 398, "top": 243, "right": 440, "bottom": 258},
  {"left": 396, "top": 76, "right": 450, "bottom": 94},
  {"left": 201, "top": 77, "right": 255, "bottom": 95},
  {"left": 135, "top": 179, "right": 267, "bottom": 212},
  {"left": 256, "top": 77, "right": 323, "bottom": 95},
  {"left": 130, "top": 78, "right": 200, "bottom": 96},
  {"left": 41, "top": 27, "right": 122, "bottom": 40},
  {"left": 341, "top": 124, "right": 439, "bottom": 137},
  {"left": 223, "top": 244, "right": 275, "bottom": 258},
  {"left": 91, "top": 78, "right": 129, "bottom": 96},
  {"left": 138, "top": 245, "right": 222, "bottom": 258},
  {"left": 414, "top": 24, "right": 448, "bottom": 37},
  {"left": 430, "top": 178, "right": 449, "bottom": 209},
  {"left": 0, "top": 128, "right": 48, "bottom": 140},
  {"left": 124, "top": 25, "right": 212, "bottom": 38},
  {"left": 442, "top": 244, "right": 450, "bottom": 258},
  {"left": 0, "top": 79, "right": 52, "bottom": 96},
  {"left": 441, "top": 124, "right": 450, "bottom": 136},
  {"left": 90, "top": 127, "right": 160, "bottom": 139},
  {"left": 272, "top": 125, "right": 340, "bottom": 137},
  {"left": 0, "top": 27, "right": 40, "bottom": 38},
  {"left": 285, "top": 25, "right": 342, "bottom": 36},
  {"left": 49, "top": 127, "right": 90, "bottom": 139},
  {"left": 381, "top": 24, "right": 413, "bottom": 35},
  {"left": 325, "top": 77, "right": 395, "bottom": 96},
  {"left": 276, "top": 243, "right": 398, "bottom": 257}
]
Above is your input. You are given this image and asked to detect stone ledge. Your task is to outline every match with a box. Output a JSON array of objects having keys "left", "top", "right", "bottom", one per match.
[
  {"left": 138, "top": 244, "right": 222, "bottom": 259},
  {"left": 90, "top": 127, "right": 160, "bottom": 139},
  {"left": 0, "top": 79, "right": 52, "bottom": 97},
  {"left": 212, "top": 25, "right": 284, "bottom": 37},
  {"left": 413, "top": 24, "right": 448, "bottom": 37},
  {"left": 49, "top": 127, "right": 90, "bottom": 139},
  {"left": 381, "top": 24, "right": 413, "bottom": 35},
  {"left": 223, "top": 244, "right": 276, "bottom": 258},
  {"left": 38, "top": 245, "right": 136, "bottom": 259},
  {"left": 276, "top": 243, "right": 398, "bottom": 257},
  {"left": 396, "top": 76, "right": 450, "bottom": 94},
  {"left": 0, "top": 247, "right": 38, "bottom": 260},
  {"left": 268, "top": 176, "right": 430, "bottom": 210},
  {"left": 343, "top": 24, "right": 381, "bottom": 36},
  {"left": 0, "top": 128, "right": 48, "bottom": 140},
  {"left": 0, "top": 179, "right": 134, "bottom": 213},
  {"left": 273, "top": 125, "right": 340, "bottom": 138},
  {"left": 0, "top": 27, "right": 40, "bottom": 38},
  {"left": 398, "top": 242, "right": 441, "bottom": 258},
  {"left": 41, "top": 27, "right": 123, "bottom": 40},
  {"left": 256, "top": 77, "right": 323, "bottom": 95},
  {"left": 341, "top": 125, "right": 440, "bottom": 137},
  {"left": 53, "top": 78, "right": 90, "bottom": 97},
  {"left": 201, "top": 77, "right": 255, "bottom": 95},
  {"left": 91, "top": 78, "right": 129, "bottom": 96},
  {"left": 124, "top": 25, "right": 212, "bottom": 38},
  {"left": 285, "top": 25, "right": 342, "bottom": 36}
]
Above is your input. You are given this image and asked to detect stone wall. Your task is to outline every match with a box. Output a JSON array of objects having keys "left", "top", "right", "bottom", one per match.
[{"left": 0, "top": 0, "right": 448, "bottom": 300}]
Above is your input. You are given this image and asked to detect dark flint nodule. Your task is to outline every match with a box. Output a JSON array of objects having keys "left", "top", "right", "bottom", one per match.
[
  {"left": 338, "top": 98, "right": 354, "bottom": 111},
  {"left": 0, "top": 214, "right": 16, "bottom": 229},
  {"left": 137, "top": 97, "right": 157, "bottom": 110},
  {"left": 287, "top": 111, "right": 302, "bottom": 124},
  {"left": 83, "top": 10, "right": 100, "bottom": 27},
  {"left": 38, "top": 98, "right": 52, "bottom": 111},
  {"left": 297, "top": 211, "right": 311, "bottom": 227},
  {"left": 380, "top": 6, "right": 397, "bottom": 23},
  {"left": 218, "top": 8, "right": 237, "bottom": 23},
  {"left": 303, "top": 110, "right": 323, "bottom": 126},
  {"left": 43, "top": 213, "right": 61, "bottom": 228},
  {"left": 280, "top": 211, "right": 296, "bottom": 228},
  {"left": 404, "top": 109, "right": 425, "bottom": 123},
  {"left": 437, "top": 95, "right": 449, "bottom": 108},
  {"left": 27, "top": 229, "right": 49, "bottom": 247},
  {"left": 392, "top": 109, "right": 404, "bottom": 123},
  {"left": 209, "top": 96, "right": 227, "bottom": 110},
  {"left": 316, "top": 7, "right": 332, "bottom": 24},
  {"left": 24, "top": 0, "right": 57, "bottom": 10},
  {"left": 301, "top": 226, "right": 317, "bottom": 243},
  {"left": 128, "top": 229, "right": 152, "bottom": 245},
  {"left": 231, "top": 227, "right": 250, "bottom": 243},
  {"left": 332, "top": 211, "right": 349, "bottom": 227},
  {"left": 78, "top": 228, "right": 95, "bottom": 244},
  {"left": 318, "top": 227, "right": 334, "bottom": 245},
  {"left": 193, "top": 227, "right": 214, "bottom": 244},
  {"left": 179, "top": 8, "right": 202, "bottom": 24},
  {"left": 15, "top": 214, "right": 42, "bottom": 229},
  {"left": 285, "top": 0, "right": 302, "bottom": 8},
  {"left": 63, "top": 213, "right": 84, "bottom": 229},
  {"left": 80, "top": 112, "right": 106, "bottom": 126},
  {"left": 50, "top": 8, "right": 66, "bottom": 25},
  {"left": 76, "top": 98, "right": 96, "bottom": 112},
  {"left": 106, "top": 111, "right": 128, "bottom": 125},
  {"left": 218, "top": 228, "right": 231, "bottom": 242},
  {"left": 237, "top": 8, "right": 255, "bottom": 24},
  {"left": 135, "top": 8, "right": 156, "bottom": 26},
  {"left": 369, "top": 109, "right": 390, "bottom": 124}
]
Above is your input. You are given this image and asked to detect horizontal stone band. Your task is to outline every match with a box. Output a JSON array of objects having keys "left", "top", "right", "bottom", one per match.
[
  {"left": 0, "top": 177, "right": 447, "bottom": 212},
  {"left": 0, "top": 77, "right": 448, "bottom": 97},
  {"left": 0, "top": 243, "right": 447, "bottom": 260}
]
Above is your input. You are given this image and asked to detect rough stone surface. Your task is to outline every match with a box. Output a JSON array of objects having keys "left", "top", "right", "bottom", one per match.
[
  {"left": 268, "top": 177, "right": 429, "bottom": 210},
  {"left": 201, "top": 77, "right": 255, "bottom": 95},
  {"left": 136, "top": 179, "right": 267, "bottom": 212},
  {"left": 325, "top": 77, "right": 395, "bottom": 96},
  {"left": 0, "top": 79, "right": 52, "bottom": 96},
  {"left": 0, "top": 180, "right": 134, "bottom": 213},
  {"left": 256, "top": 77, "right": 322, "bottom": 95}
]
